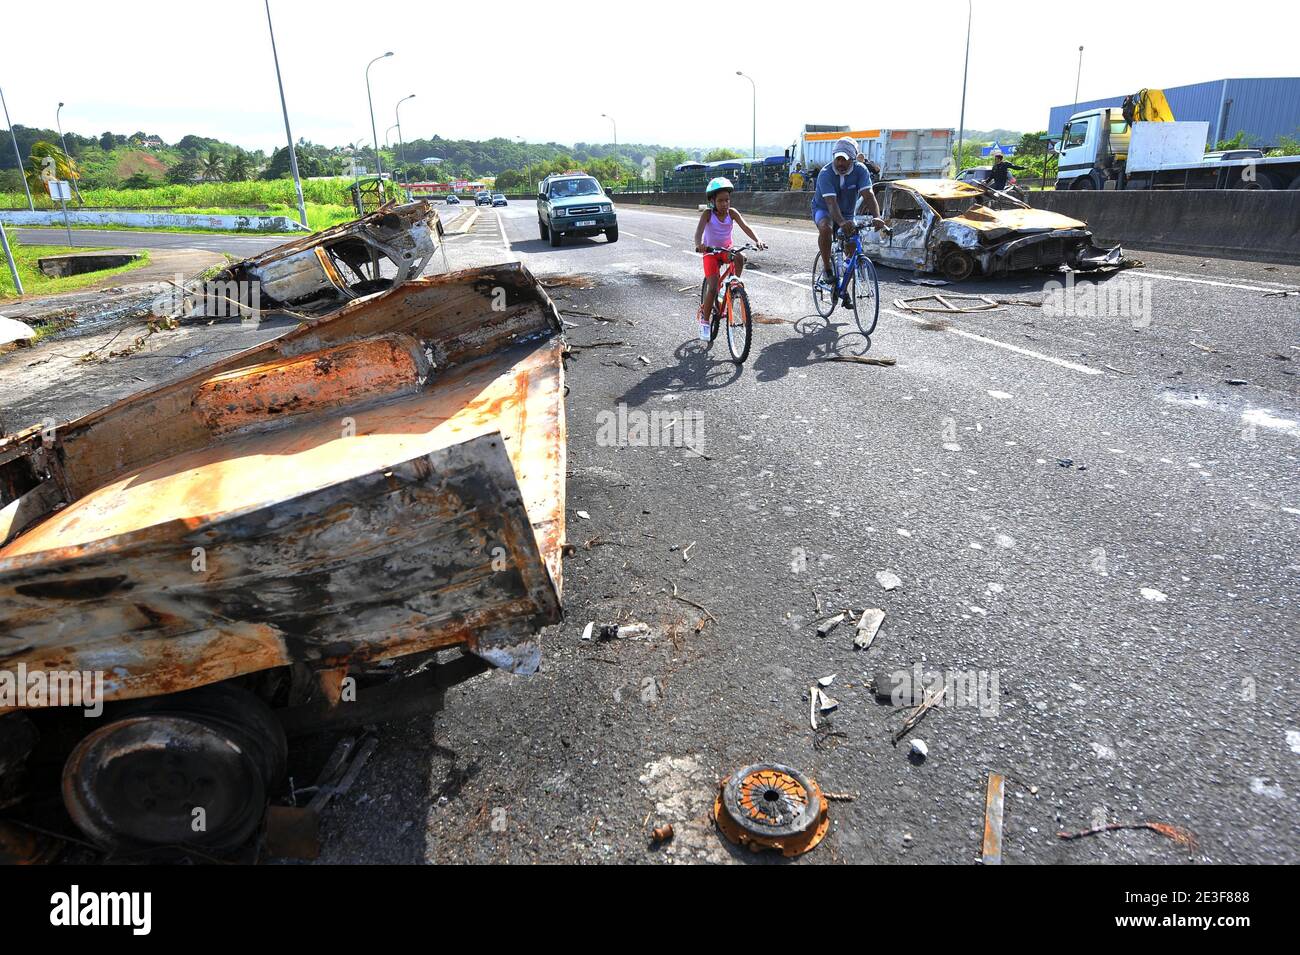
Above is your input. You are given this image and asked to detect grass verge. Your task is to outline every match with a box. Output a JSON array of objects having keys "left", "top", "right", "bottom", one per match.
[{"left": 0, "top": 240, "right": 152, "bottom": 301}]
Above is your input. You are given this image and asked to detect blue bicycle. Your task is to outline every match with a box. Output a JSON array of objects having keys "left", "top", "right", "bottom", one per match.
[{"left": 811, "top": 217, "right": 890, "bottom": 337}]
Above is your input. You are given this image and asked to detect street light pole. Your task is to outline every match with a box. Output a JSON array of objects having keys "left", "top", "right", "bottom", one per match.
[
  {"left": 55, "top": 101, "right": 82, "bottom": 202},
  {"left": 264, "top": 0, "right": 308, "bottom": 228},
  {"left": 395, "top": 93, "right": 415, "bottom": 183},
  {"left": 516, "top": 136, "right": 530, "bottom": 195},
  {"left": 955, "top": 0, "right": 971, "bottom": 175},
  {"left": 1, "top": 86, "right": 34, "bottom": 211},
  {"left": 1073, "top": 45, "right": 1084, "bottom": 113},
  {"left": 601, "top": 113, "right": 618, "bottom": 184},
  {"left": 366, "top": 51, "right": 393, "bottom": 179},
  {"left": 736, "top": 71, "right": 756, "bottom": 162}
]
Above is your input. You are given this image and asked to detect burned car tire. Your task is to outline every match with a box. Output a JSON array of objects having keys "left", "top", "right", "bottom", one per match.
[
  {"left": 939, "top": 250, "right": 975, "bottom": 283},
  {"left": 62, "top": 684, "right": 285, "bottom": 855}
]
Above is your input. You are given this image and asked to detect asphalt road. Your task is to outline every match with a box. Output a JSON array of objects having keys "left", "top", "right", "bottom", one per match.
[
  {"left": 11, "top": 227, "right": 285, "bottom": 256},
  {"left": 301, "top": 203, "right": 1299, "bottom": 864}
]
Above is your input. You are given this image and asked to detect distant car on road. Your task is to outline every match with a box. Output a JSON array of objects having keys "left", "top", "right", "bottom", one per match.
[
  {"left": 492, "top": 194, "right": 507, "bottom": 207},
  {"left": 475, "top": 191, "right": 492, "bottom": 205},
  {"left": 445, "top": 194, "right": 460, "bottom": 204},
  {"left": 536, "top": 173, "right": 617, "bottom": 246}
]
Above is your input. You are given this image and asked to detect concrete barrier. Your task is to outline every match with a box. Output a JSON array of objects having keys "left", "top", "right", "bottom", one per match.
[
  {"left": 0, "top": 210, "right": 307, "bottom": 232},
  {"left": 603, "top": 189, "right": 1300, "bottom": 265}
]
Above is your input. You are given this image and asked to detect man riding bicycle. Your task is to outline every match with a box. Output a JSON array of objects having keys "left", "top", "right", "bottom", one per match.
[{"left": 813, "top": 137, "right": 885, "bottom": 303}]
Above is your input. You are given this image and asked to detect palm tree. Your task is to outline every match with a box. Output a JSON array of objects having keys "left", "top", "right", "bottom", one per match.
[
  {"left": 199, "top": 147, "right": 226, "bottom": 183},
  {"left": 226, "top": 148, "right": 251, "bottom": 182}
]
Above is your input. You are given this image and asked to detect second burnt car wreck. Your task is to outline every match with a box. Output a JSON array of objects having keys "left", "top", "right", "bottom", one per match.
[
  {"left": 861, "top": 178, "right": 1134, "bottom": 281},
  {"left": 0, "top": 203, "right": 567, "bottom": 858}
]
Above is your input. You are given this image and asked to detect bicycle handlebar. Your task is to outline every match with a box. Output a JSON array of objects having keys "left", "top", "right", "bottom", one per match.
[{"left": 701, "top": 243, "right": 759, "bottom": 256}]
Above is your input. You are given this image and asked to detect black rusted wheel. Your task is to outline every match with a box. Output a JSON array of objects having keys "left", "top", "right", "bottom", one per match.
[
  {"left": 62, "top": 684, "right": 285, "bottom": 855},
  {"left": 939, "top": 250, "right": 975, "bottom": 283}
]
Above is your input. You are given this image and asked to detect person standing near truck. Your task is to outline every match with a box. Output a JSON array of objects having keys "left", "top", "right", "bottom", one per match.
[{"left": 987, "top": 151, "right": 1023, "bottom": 191}]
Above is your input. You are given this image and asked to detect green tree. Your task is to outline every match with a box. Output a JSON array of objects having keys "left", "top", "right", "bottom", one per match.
[
  {"left": 199, "top": 147, "right": 226, "bottom": 182},
  {"left": 226, "top": 148, "right": 252, "bottom": 182},
  {"left": 122, "top": 171, "right": 159, "bottom": 189},
  {"left": 167, "top": 156, "right": 202, "bottom": 184},
  {"left": 703, "top": 147, "right": 743, "bottom": 162}
]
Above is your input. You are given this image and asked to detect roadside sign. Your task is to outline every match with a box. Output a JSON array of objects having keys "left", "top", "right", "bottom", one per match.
[{"left": 47, "top": 179, "right": 72, "bottom": 201}]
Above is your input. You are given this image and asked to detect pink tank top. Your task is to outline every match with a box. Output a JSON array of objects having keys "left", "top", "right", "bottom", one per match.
[{"left": 702, "top": 209, "right": 733, "bottom": 248}]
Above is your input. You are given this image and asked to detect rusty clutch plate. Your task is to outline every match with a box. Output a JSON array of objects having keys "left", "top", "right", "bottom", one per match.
[{"left": 714, "top": 763, "right": 829, "bottom": 857}]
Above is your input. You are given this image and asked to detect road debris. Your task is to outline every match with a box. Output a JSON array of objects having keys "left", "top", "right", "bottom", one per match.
[
  {"left": 815, "top": 612, "right": 846, "bottom": 638},
  {"left": 576, "top": 510, "right": 591, "bottom": 520},
  {"left": 853, "top": 608, "right": 885, "bottom": 650},
  {"left": 581, "top": 622, "right": 595, "bottom": 641},
  {"left": 894, "top": 293, "right": 1002, "bottom": 313},
  {"left": 682, "top": 540, "right": 696, "bottom": 562},
  {"left": 909, "top": 738, "right": 929, "bottom": 760},
  {"left": 981, "top": 772, "right": 1005, "bottom": 865},
  {"left": 1056, "top": 820, "right": 1197, "bottom": 850},
  {"left": 816, "top": 687, "right": 839, "bottom": 714},
  {"left": 714, "top": 763, "right": 830, "bottom": 857},
  {"left": 893, "top": 684, "right": 948, "bottom": 744},
  {"left": 876, "top": 570, "right": 902, "bottom": 591},
  {"left": 825, "top": 354, "right": 897, "bottom": 366},
  {"left": 651, "top": 823, "right": 674, "bottom": 845},
  {"left": 267, "top": 733, "right": 378, "bottom": 860},
  {"left": 1262, "top": 288, "right": 1300, "bottom": 297},
  {"left": 0, "top": 317, "right": 36, "bottom": 347},
  {"left": 666, "top": 579, "right": 715, "bottom": 632},
  {"left": 822, "top": 791, "right": 856, "bottom": 802},
  {"left": 817, "top": 674, "right": 836, "bottom": 687}
]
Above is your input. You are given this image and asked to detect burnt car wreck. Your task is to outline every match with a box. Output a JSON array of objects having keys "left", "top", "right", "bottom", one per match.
[
  {"left": 861, "top": 178, "right": 1133, "bottom": 282},
  {"left": 0, "top": 209, "right": 566, "bottom": 858},
  {"left": 208, "top": 200, "right": 446, "bottom": 317}
]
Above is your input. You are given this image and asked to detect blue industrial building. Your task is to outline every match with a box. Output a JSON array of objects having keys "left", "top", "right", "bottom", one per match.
[{"left": 1047, "top": 77, "right": 1300, "bottom": 148}]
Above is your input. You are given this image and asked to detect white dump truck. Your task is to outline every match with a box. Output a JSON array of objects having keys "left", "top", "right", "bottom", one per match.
[{"left": 793, "top": 125, "right": 955, "bottom": 180}]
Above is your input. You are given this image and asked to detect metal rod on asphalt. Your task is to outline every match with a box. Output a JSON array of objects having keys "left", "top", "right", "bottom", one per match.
[
  {"left": 955, "top": 0, "right": 971, "bottom": 174},
  {"left": 1, "top": 86, "right": 35, "bottom": 211},
  {"left": 264, "top": 0, "right": 309, "bottom": 229},
  {"left": 366, "top": 52, "right": 394, "bottom": 180},
  {"left": 0, "top": 220, "right": 22, "bottom": 295}
]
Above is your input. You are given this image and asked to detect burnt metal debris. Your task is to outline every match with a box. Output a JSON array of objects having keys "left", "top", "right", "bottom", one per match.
[
  {"left": 714, "top": 762, "right": 830, "bottom": 857},
  {"left": 0, "top": 204, "right": 567, "bottom": 855}
]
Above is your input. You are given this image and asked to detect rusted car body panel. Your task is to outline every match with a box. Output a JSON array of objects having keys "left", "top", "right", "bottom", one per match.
[
  {"left": 862, "top": 178, "right": 1127, "bottom": 277},
  {"left": 0, "top": 260, "right": 566, "bottom": 711},
  {"left": 211, "top": 201, "right": 444, "bottom": 316}
]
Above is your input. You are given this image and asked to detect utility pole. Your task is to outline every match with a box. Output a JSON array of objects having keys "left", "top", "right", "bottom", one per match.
[
  {"left": 264, "top": 0, "right": 308, "bottom": 228},
  {"left": 1, "top": 86, "right": 34, "bottom": 211},
  {"left": 366, "top": 52, "right": 394, "bottom": 179},
  {"left": 955, "top": 0, "right": 972, "bottom": 174}
]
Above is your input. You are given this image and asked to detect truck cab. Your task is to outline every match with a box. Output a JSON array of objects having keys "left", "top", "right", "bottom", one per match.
[{"left": 1056, "top": 108, "right": 1131, "bottom": 189}]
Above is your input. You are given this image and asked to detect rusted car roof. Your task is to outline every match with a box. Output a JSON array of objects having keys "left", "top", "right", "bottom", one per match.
[
  {"left": 949, "top": 205, "right": 1087, "bottom": 233},
  {"left": 893, "top": 178, "right": 986, "bottom": 200}
]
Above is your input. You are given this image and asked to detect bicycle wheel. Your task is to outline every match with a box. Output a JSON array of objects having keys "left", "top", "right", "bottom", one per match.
[
  {"left": 811, "top": 252, "right": 836, "bottom": 318},
  {"left": 726, "top": 285, "right": 753, "bottom": 364},
  {"left": 852, "top": 254, "right": 880, "bottom": 337}
]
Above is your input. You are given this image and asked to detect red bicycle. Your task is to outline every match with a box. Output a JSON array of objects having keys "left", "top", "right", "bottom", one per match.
[{"left": 697, "top": 244, "right": 756, "bottom": 364}]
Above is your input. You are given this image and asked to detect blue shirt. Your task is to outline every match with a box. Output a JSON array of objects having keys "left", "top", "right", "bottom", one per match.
[{"left": 811, "top": 162, "right": 873, "bottom": 218}]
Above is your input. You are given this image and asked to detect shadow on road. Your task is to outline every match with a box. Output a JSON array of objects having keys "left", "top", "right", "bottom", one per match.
[
  {"left": 751, "top": 314, "right": 875, "bottom": 383},
  {"left": 511, "top": 237, "right": 617, "bottom": 255},
  {"left": 617, "top": 339, "right": 743, "bottom": 406}
]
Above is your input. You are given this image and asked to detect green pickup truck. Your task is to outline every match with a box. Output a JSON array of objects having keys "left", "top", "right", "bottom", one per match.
[{"left": 537, "top": 173, "right": 618, "bottom": 246}]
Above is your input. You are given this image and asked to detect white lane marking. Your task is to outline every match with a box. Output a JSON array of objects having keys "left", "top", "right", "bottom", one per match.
[
  {"left": 622, "top": 230, "right": 671, "bottom": 247},
  {"left": 676, "top": 249, "right": 1102, "bottom": 376},
  {"left": 1141, "top": 267, "right": 1296, "bottom": 291},
  {"left": 496, "top": 209, "right": 512, "bottom": 253},
  {"left": 1139, "top": 269, "right": 1282, "bottom": 294}
]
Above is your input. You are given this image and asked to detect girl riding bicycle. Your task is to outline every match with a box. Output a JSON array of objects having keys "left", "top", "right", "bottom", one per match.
[{"left": 694, "top": 177, "right": 766, "bottom": 328}]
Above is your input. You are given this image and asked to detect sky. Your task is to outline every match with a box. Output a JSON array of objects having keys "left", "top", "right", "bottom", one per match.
[{"left": 2, "top": 0, "right": 1297, "bottom": 154}]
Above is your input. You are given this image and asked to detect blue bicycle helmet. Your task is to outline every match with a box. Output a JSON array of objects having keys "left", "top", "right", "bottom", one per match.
[{"left": 706, "top": 176, "right": 734, "bottom": 199}]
